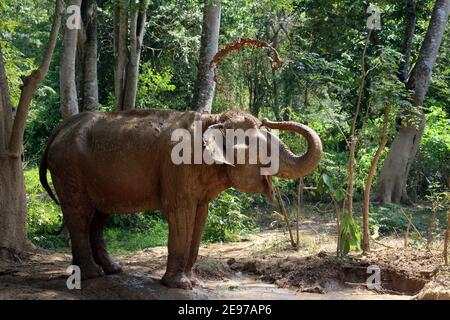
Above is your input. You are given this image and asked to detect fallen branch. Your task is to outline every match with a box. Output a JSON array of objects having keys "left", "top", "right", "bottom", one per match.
[{"left": 372, "top": 239, "right": 394, "bottom": 249}]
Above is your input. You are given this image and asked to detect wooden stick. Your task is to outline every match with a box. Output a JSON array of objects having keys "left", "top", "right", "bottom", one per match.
[
  {"left": 444, "top": 209, "right": 449, "bottom": 265},
  {"left": 404, "top": 214, "right": 412, "bottom": 248},
  {"left": 399, "top": 208, "right": 425, "bottom": 242},
  {"left": 275, "top": 187, "right": 296, "bottom": 248},
  {"left": 296, "top": 179, "right": 304, "bottom": 251},
  {"left": 444, "top": 178, "right": 449, "bottom": 265},
  {"left": 373, "top": 239, "right": 394, "bottom": 249}
]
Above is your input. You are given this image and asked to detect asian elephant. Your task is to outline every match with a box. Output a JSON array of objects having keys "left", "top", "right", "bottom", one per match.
[{"left": 39, "top": 109, "right": 322, "bottom": 289}]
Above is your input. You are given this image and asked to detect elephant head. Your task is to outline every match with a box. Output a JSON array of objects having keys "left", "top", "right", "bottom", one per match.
[{"left": 203, "top": 110, "right": 323, "bottom": 200}]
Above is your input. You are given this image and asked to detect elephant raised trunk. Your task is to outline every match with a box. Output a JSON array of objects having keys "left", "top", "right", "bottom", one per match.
[{"left": 262, "top": 119, "right": 323, "bottom": 179}]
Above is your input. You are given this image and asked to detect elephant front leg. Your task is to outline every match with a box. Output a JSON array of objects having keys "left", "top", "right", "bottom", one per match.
[
  {"left": 162, "top": 206, "right": 197, "bottom": 290},
  {"left": 185, "top": 203, "right": 208, "bottom": 286}
]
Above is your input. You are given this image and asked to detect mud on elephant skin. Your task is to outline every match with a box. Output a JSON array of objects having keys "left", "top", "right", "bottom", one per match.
[{"left": 39, "top": 109, "right": 322, "bottom": 289}]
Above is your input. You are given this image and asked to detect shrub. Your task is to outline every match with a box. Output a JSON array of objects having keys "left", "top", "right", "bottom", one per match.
[{"left": 203, "top": 189, "right": 257, "bottom": 242}]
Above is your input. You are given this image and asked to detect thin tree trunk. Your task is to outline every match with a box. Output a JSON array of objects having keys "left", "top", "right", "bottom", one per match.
[
  {"left": 114, "top": 0, "right": 129, "bottom": 111},
  {"left": 80, "top": 0, "right": 99, "bottom": 112},
  {"left": 60, "top": 0, "right": 81, "bottom": 119},
  {"left": 444, "top": 203, "right": 449, "bottom": 265},
  {"left": 123, "top": 0, "right": 148, "bottom": 110},
  {"left": 0, "top": 0, "right": 62, "bottom": 253},
  {"left": 270, "top": 25, "right": 280, "bottom": 120},
  {"left": 114, "top": 0, "right": 148, "bottom": 111},
  {"left": 296, "top": 179, "right": 303, "bottom": 251},
  {"left": 0, "top": 48, "right": 12, "bottom": 151},
  {"left": 347, "top": 30, "right": 371, "bottom": 219},
  {"left": 404, "top": 214, "right": 412, "bottom": 248},
  {"left": 398, "top": 0, "right": 417, "bottom": 82},
  {"left": 191, "top": 0, "right": 221, "bottom": 114},
  {"left": 375, "top": 0, "right": 450, "bottom": 204},
  {"left": 362, "top": 104, "right": 391, "bottom": 252}
]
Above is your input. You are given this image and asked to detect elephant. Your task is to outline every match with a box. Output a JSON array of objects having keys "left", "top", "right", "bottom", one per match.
[{"left": 39, "top": 109, "right": 322, "bottom": 289}]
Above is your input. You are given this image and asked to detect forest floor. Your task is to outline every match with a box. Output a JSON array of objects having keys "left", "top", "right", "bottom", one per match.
[{"left": 0, "top": 220, "right": 448, "bottom": 300}]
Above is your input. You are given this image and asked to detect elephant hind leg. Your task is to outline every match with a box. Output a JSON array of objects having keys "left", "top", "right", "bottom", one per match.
[
  {"left": 90, "top": 211, "right": 122, "bottom": 275},
  {"left": 62, "top": 204, "right": 104, "bottom": 280}
]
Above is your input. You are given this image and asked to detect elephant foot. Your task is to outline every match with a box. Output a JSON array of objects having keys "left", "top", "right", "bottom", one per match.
[
  {"left": 100, "top": 260, "right": 123, "bottom": 275},
  {"left": 162, "top": 272, "right": 192, "bottom": 290},
  {"left": 186, "top": 271, "right": 202, "bottom": 287},
  {"left": 76, "top": 261, "right": 105, "bottom": 280},
  {"left": 94, "top": 254, "right": 123, "bottom": 275}
]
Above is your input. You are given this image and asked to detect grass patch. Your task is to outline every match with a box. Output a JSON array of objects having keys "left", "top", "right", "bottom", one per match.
[
  {"left": 25, "top": 166, "right": 62, "bottom": 235},
  {"left": 105, "top": 223, "right": 168, "bottom": 254}
]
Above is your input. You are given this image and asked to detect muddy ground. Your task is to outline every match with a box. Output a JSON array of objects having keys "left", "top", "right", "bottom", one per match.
[{"left": 0, "top": 221, "right": 448, "bottom": 300}]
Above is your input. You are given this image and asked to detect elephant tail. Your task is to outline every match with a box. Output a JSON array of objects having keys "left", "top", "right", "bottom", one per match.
[{"left": 39, "top": 126, "right": 62, "bottom": 206}]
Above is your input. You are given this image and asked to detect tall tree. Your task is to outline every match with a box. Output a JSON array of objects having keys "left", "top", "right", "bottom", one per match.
[
  {"left": 60, "top": 0, "right": 81, "bottom": 119},
  {"left": 376, "top": 0, "right": 450, "bottom": 204},
  {"left": 0, "top": 0, "right": 62, "bottom": 254},
  {"left": 114, "top": 0, "right": 149, "bottom": 111},
  {"left": 191, "top": 0, "right": 221, "bottom": 114},
  {"left": 77, "top": 0, "right": 99, "bottom": 112},
  {"left": 398, "top": 0, "right": 417, "bottom": 83}
]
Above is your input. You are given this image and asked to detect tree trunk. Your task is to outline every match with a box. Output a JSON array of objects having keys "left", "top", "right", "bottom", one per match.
[
  {"left": 362, "top": 104, "right": 391, "bottom": 252},
  {"left": 0, "top": 48, "right": 12, "bottom": 151},
  {"left": 0, "top": 157, "right": 29, "bottom": 253},
  {"left": 60, "top": 0, "right": 81, "bottom": 119},
  {"left": 114, "top": 0, "right": 148, "bottom": 111},
  {"left": 398, "top": 0, "right": 417, "bottom": 83},
  {"left": 0, "top": 0, "right": 62, "bottom": 254},
  {"left": 114, "top": 0, "right": 129, "bottom": 111},
  {"left": 191, "top": 0, "right": 221, "bottom": 114},
  {"left": 347, "top": 30, "right": 371, "bottom": 219},
  {"left": 444, "top": 200, "right": 449, "bottom": 265},
  {"left": 123, "top": 0, "right": 148, "bottom": 110},
  {"left": 375, "top": 0, "right": 450, "bottom": 204},
  {"left": 0, "top": 49, "right": 28, "bottom": 253},
  {"left": 79, "top": 0, "right": 99, "bottom": 112}
]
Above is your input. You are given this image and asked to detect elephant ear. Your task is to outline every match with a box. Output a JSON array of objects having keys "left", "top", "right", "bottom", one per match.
[{"left": 204, "top": 123, "right": 233, "bottom": 165}]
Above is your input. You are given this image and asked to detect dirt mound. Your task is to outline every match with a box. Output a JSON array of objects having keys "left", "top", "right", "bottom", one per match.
[
  {"left": 193, "top": 256, "right": 233, "bottom": 279},
  {"left": 227, "top": 250, "right": 444, "bottom": 296},
  {"left": 228, "top": 253, "right": 342, "bottom": 291},
  {"left": 415, "top": 266, "right": 450, "bottom": 300}
]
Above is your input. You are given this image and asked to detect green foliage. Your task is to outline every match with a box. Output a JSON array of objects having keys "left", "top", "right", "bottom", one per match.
[
  {"left": 105, "top": 225, "right": 168, "bottom": 254},
  {"left": 412, "top": 106, "right": 450, "bottom": 195},
  {"left": 4, "top": 0, "right": 450, "bottom": 254},
  {"left": 203, "top": 189, "right": 257, "bottom": 242},
  {"left": 370, "top": 203, "right": 447, "bottom": 236},
  {"left": 320, "top": 173, "right": 346, "bottom": 202},
  {"left": 107, "top": 211, "right": 165, "bottom": 232},
  {"left": 338, "top": 216, "right": 361, "bottom": 257},
  {"left": 24, "top": 87, "right": 61, "bottom": 162},
  {"left": 136, "top": 62, "right": 176, "bottom": 108},
  {"left": 25, "top": 167, "right": 62, "bottom": 236}
]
